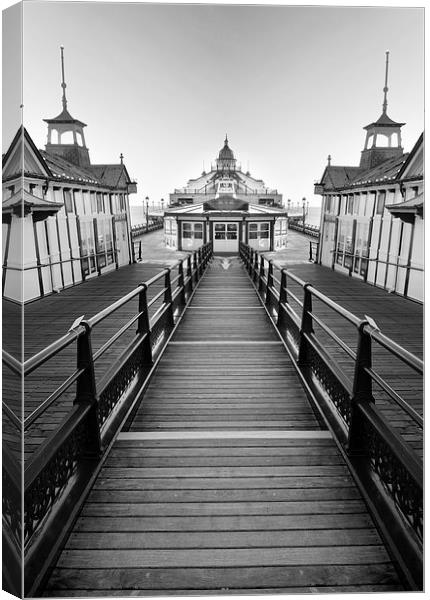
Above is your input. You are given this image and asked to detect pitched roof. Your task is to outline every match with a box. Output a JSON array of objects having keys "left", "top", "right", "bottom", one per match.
[
  {"left": 364, "top": 112, "right": 405, "bottom": 130},
  {"left": 88, "top": 164, "right": 131, "bottom": 188},
  {"left": 320, "top": 166, "right": 363, "bottom": 189},
  {"left": 43, "top": 107, "right": 87, "bottom": 127},
  {"left": 397, "top": 132, "right": 423, "bottom": 180},
  {"left": 350, "top": 153, "right": 408, "bottom": 187},
  {"left": 40, "top": 150, "right": 101, "bottom": 185}
]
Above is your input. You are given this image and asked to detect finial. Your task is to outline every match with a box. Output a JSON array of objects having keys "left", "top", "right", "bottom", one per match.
[
  {"left": 327, "top": 154, "right": 331, "bottom": 166},
  {"left": 225, "top": 134, "right": 228, "bottom": 145},
  {"left": 382, "top": 51, "right": 390, "bottom": 115},
  {"left": 120, "top": 153, "right": 124, "bottom": 164},
  {"left": 60, "top": 45, "right": 67, "bottom": 110}
]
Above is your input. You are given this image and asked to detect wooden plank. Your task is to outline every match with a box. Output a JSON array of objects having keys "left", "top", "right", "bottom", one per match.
[
  {"left": 74, "top": 513, "right": 375, "bottom": 532},
  {"left": 45, "top": 563, "right": 401, "bottom": 591},
  {"left": 66, "top": 528, "right": 381, "bottom": 550}
]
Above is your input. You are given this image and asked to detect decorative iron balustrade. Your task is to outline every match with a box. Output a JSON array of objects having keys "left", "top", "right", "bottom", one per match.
[
  {"left": 239, "top": 240, "right": 423, "bottom": 590},
  {"left": 131, "top": 217, "right": 164, "bottom": 239},
  {"left": 288, "top": 220, "right": 320, "bottom": 238},
  {"left": 2, "top": 241, "right": 213, "bottom": 596}
]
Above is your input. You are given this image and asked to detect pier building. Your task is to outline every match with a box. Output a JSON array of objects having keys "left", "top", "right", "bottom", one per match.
[
  {"left": 2, "top": 48, "right": 137, "bottom": 303},
  {"left": 165, "top": 137, "right": 288, "bottom": 253},
  {"left": 314, "top": 53, "right": 423, "bottom": 302}
]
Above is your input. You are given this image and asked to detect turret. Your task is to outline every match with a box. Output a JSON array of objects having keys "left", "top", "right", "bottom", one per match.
[
  {"left": 359, "top": 52, "right": 405, "bottom": 170},
  {"left": 44, "top": 46, "right": 91, "bottom": 167}
]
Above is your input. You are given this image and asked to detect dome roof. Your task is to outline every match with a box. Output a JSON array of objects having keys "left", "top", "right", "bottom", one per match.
[{"left": 218, "top": 135, "right": 234, "bottom": 160}]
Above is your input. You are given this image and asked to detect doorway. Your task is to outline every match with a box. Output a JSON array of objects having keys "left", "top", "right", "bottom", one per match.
[{"left": 213, "top": 222, "right": 239, "bottom": 253}]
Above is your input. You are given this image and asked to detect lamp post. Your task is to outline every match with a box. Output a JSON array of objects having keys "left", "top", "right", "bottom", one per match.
[
  {"left": 161, "top": 198, "right": 165, "bottom": 213},
  {"left": 302, "top": 197, "right": 306, "bottom": 233},
  {"left": 145, "top": 196, "right": 149, "bottom": 233}
]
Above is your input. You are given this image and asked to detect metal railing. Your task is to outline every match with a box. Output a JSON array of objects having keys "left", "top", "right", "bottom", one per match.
[
  {"left": 288, "top": 220, "right": 320, "bottom": 238},
  {"left": 131, "top": 217, "right": 164, "bottom": 238},
  {"left": 2, "top": 241, "right": 213, "bottom": 596},
  {"left": 239, "top": 241, "right": 423, "bottom": 589}
]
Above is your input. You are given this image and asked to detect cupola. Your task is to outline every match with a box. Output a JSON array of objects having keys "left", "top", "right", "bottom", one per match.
[
  {"left": 216, "top": 135, "right": 237, "bottom": 172},
  {"left": 360, "top": 52, "right": 405, "bottom": 170},
  {"left": 44, "top": 46, "right": 91, "bottom": 167}
]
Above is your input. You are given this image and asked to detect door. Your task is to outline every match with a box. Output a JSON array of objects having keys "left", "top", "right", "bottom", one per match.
[{"left": 213, "top": 222, "right": 239, "bottom": 253}]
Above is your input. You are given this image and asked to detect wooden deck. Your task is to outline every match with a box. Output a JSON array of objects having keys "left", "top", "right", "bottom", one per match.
[
  {"left": 43, "top": 258, "right": 403, "bottom": 596},
  {"left": 3, "top": 262, "right": 166, "bottom": 460}
]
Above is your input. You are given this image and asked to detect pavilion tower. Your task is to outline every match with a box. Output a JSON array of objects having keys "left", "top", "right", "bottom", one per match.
[
  {"left": 44, "top": 46, "right": 91, "bottom": 167},
  {"left": 359, "top": 51, "right": 405, "bottom": 170},
  {"left": 216, "top": 135, "right": 237, "bottom": 172}
]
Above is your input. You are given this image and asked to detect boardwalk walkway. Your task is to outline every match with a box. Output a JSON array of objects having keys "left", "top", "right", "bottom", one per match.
[{"left": 43, "top": 257, "right": 403, "bottom": 596}]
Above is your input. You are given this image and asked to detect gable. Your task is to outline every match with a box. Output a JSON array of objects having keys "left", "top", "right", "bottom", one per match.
[{"left": 3, "top": 128, "right": 50, "bottom": 181}]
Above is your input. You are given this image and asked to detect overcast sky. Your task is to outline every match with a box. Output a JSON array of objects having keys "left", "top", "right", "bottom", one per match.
[{"left": 4, "top": 2, "right": 425, "bottom": 207}]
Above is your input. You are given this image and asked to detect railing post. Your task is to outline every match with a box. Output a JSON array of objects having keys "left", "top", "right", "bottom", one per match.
[
  {"left": 277, "top": 269, "right": 288, "bottom": 329},
  {"left": 266, "top": 260, "right": 274, "bottom": 306},
  {"left": 258, "top": 256, "right": 265, "bottom": 292},
  {"left": 198, "top": 247, "right": 203, "bottom": 278},
  {"left": 309, "top": 241, "right": 313, "bottom": 262},
  {"left": 136, "top": 283, "right": 153, "bottom": 367},
  {"left": 348, "top": 321, "right": 374, "bottom": 455},
  {"left": 178, "top": 260, "right": 186, "bottom": 305},
  {"left": 139, "top": 241, "right": 142, "bottom": 261},
  {"left": 253, "top": 251, "right": 259, "bottom": 283},
  {"left": 164, "top": 268, "right": 175, "bottom": 327},
  {"left": 187, "top": 254, "right": 193, "bottom": 293},
  {"left": 297, "top": 283, "right": 313, "bottom": 366},
  {"left": 248, "top": 248, "right": 254, "bottom": 275},
  {"left": 193, "top": 252, "right": 198, "bottom": 285},
  {"left": 75, "top": 322, "right": 101, "bottom": 457}
]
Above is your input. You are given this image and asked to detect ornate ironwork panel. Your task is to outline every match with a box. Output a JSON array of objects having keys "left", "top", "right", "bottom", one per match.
[
  {"left": 361, "top": 418, "right": 423, "bottom": 540},
  {"left": 2, "top": 460, "right": 21, "bottom": 547},
  {"left": 24, "top": 416, "right": 89, "bottom": 543},
  {"left": 151, "top": 309, "right": 172, "bottom": 356},
  {"left": 284, "top": 311, "right": 300, "bottom": 350},
  {"left": 307, "top": 342, "right": 352, "bottom": 427},
  {"left": 97, "top": 341, "right": 145, "bottom": 428}
]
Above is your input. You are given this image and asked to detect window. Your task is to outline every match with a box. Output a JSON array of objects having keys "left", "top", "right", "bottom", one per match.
[
  {"left": 64, "top": 190, "right": 74, "bottom": 213},
  {"left": 96, "top": 193, "right": 104, "bottom": 213},
  {"left": 248, "top": 222, "right": 270, "bottom": 239},
  {"left": 249, "top": 223, "right": 258, "bottom": 239},
  {"left": 183, "top": 222, "right": 204, "bottom": 240},
  {"left": 90, "top": 193, "right": 97, "bottom": 213},
  {"left": 183, "top": 223, "right": 193, "bottom": 238},
  {"left": 376, "top": 191, "right": 386, "bottom": 215}
]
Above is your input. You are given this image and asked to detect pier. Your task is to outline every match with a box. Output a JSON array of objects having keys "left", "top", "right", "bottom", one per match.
[{"left": 3, "top": 234, "right": 422, "bottom": 596}]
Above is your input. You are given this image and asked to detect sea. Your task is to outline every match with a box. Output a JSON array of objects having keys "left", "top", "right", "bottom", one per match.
[{"left": 129, "top": 204, "right": 322, "bottom": 227}]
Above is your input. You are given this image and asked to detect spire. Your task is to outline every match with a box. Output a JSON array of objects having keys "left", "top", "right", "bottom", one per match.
[
  {"left": 120, "top": 152, "right": 124, "bottom": 164},
  {"left": 225, "top": 134, "right": 228, "bottom": 145},
  {"left": 60, "top": 45, "right": 68, "bottom": 111},
  {"left": 327, "top": 154, "right": 331, "bottom": 166},
  {"left": 382, "top": 50, "right": 390, "bottom": 115}
]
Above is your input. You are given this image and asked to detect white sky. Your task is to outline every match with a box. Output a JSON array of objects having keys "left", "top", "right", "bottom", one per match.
[{"left": 2, "top": 1, "right": 425, "bottom": 207}]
